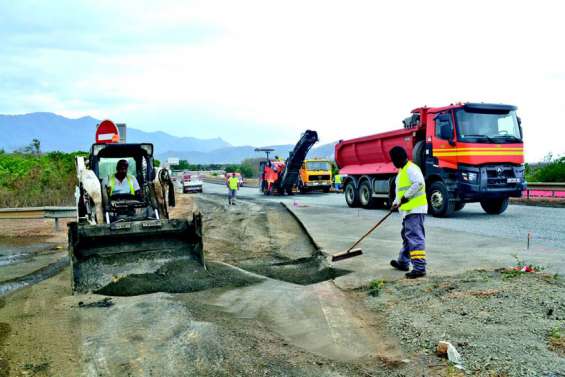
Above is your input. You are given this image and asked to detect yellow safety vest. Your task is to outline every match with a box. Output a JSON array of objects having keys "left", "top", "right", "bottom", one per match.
[
  {"left": 110, "top": 175, "right": 135, "bottom": 195},
  {"left": 397, "top": 161, "right": 427, "bottom": 211},
  {"left": 228, "top": 177, "right": 239, "bottom": 190},
  {"left": 334, "top": 174, "right": 342, "bottom": 184}
]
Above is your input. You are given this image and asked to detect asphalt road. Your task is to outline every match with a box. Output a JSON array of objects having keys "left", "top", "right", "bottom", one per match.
[{"left": 203, "top": 182, "right": 565, "bottom": 250}]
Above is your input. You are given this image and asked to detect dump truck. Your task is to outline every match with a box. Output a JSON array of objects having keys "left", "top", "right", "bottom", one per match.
[
  {"left": 68, "top": 120, "right": 204, "bottom": 293},
  {"left": 298, "top": 159, "right": 333, "bottom": 193},
  {"left": 257, "top": 130, "right": 319, "bottom": 195},
  {"left": 335, "top": 103, "right": 526, "bottom": 217}
]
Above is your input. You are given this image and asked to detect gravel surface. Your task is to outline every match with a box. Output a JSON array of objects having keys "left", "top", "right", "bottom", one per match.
[{"left": 367, "top": 270, "right": 565, "bottom": 376}]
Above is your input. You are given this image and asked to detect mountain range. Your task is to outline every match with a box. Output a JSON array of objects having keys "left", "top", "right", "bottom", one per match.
[{"left": 0, "top": 112, "right": 336, "bottom": 163}]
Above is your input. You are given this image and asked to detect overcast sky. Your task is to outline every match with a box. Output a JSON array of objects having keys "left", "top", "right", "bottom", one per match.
[{"left": 1, "top": 0, "right": 563, "bottom": 161}]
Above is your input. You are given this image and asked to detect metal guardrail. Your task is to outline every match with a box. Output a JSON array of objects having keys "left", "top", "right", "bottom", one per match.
[{"left": 0, "top": 206, "right": 76, "bottom": 230}]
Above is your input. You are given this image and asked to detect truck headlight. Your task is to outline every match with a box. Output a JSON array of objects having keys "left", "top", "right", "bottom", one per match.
[{"left": 462, "top": 172, "right": 478, "bottom": 183}]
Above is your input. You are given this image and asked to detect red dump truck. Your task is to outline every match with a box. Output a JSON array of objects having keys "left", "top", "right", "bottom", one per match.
[{"left": 335, "top": 103, "right": 526, "bottom": 217}]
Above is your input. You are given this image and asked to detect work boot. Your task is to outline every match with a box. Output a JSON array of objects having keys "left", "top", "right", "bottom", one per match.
[
  {"left": 405, "top": 270, "right": 426, "bottom": 279},
  {"left": 390, "top": 260, "right": 409, "bottom": 272}
]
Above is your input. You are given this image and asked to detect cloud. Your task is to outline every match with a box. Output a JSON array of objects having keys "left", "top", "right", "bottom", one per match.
[{"left": 0, "top": 0, "right": 564, "bottom": 160}]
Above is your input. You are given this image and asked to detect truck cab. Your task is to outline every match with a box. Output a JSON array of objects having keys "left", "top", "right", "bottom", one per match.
[
  {"left": 298, "top": 159, "right": 333, "bottom": 193},
  {"left": 418, "top": 103, "right": 525, "bottom": 216}
]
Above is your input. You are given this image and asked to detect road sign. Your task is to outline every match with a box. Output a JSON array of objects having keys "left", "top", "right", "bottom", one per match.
[
  {"left": 167, "top": 157, "right": 180, "bottom": 165},
  {"left": 96, "top": 120, "right": 120, "bottom": 144}
]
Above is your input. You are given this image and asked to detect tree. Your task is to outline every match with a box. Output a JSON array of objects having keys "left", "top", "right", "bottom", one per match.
[
  {"left": 240, "top": 158, "right": 262, "bottom": 178},
  {"left": 224, "top": 164, "right": 239, "bottom": 174}
]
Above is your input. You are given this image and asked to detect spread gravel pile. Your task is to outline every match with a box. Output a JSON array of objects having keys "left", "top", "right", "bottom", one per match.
[{"left": 368, "top": 269, "right": 565, "bottom": 376}]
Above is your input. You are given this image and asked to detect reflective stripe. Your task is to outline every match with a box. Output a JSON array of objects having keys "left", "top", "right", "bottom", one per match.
[
  {"left": 109, "top": 175, "right": 135, "bottom": 195},
  {"left": 397, "top": 161, "right": 427, "bottom": 211},
  {"left": 410, "top": 250, "right": 426, "bottom": 259}
]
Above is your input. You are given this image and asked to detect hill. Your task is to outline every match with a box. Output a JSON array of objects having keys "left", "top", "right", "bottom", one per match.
[{"left": 0, "top": 113, "right": 230, "bottom": 153}]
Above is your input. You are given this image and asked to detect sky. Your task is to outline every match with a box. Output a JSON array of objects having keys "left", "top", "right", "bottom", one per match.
[{"left": 0, "top": 0, "right": 564, "bottom": 161}]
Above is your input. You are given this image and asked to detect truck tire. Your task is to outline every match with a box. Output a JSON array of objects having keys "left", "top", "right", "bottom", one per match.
[
  {"left": 358, "top": 181, "right": 377, "bottom": 209},
  {"left": 412, "top": 140, "right": 426, "bottom": 174},
  {"left": 480, "top": 198, "right": 509, "bottom": 215},
  {"left": 298, "top": 181, "right": 307, "bottom": 194},
  {"left": 323, "top": 186, "right": 330, "bottom": 193},
  {"left": 428, "top": 181, "right": 455, "bottom": 217},
  {"left": 344, "top": 181, "right": 360, "bottom": 207}
]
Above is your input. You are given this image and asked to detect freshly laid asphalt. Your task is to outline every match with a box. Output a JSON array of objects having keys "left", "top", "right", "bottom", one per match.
[{"left": 202, "top": 183, "right": 565, "bottom": 289}]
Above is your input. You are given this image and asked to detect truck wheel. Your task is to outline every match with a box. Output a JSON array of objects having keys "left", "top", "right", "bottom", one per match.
[
  {"left": 428, "top": 181, "right": 455, "bottom": 217},
  {"left": 454, "top": 202, "right": 465, "bottom": 212},
  {"left": 358, "top": 181, "right": 377, "bottom": 209},
  {"left": 323, "top": 186, "right": 330, "bottom": 193},
  {"left": 344, "top": 181, "right": 360, "bottom": 207},
  {"left": 298, "top": 181, "right": 307, "bottom": 194},
  {"left": 480, "top": 198, "right": 509, "bottom": 215}
]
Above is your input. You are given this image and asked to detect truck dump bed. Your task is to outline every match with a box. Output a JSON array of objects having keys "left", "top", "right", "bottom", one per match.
[{"left": 335, "top": 128, "right": 417, "bottom": 175}]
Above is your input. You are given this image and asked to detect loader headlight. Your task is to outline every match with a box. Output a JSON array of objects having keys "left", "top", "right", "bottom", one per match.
[{"left": 461, "top": 171, "right": 478, "bottom": 183}]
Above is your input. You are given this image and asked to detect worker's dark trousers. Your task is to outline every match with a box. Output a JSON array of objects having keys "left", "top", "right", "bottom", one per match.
[{"left": 397, "top": 214, "right": 426, "bottom": 272}]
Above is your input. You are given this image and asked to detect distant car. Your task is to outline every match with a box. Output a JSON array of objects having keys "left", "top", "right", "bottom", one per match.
[{"left": 182, "top": 173, "right": 203, "bottom": 193}]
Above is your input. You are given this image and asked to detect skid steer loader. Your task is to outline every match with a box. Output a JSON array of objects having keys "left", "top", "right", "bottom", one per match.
[{"left": 69, "top": 141, "right": 204, "bottom": 293}]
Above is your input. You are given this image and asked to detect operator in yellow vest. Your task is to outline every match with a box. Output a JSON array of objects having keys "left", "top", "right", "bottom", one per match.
[
  {"left": 103, "top": 159, "right": 141, "bottom": 197},
  {"left": 389, "top": 146, "right": 428, "bottom": 279},
  {"left": 227, "top": 173, "right": 240, "bottom": 205}
]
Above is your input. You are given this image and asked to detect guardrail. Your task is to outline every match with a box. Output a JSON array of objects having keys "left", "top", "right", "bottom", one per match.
[
  {"left": 524, "top": 182, "right": 565, "bottom": 199},
  {"left": 0, "top": 207, "right": 76, "bottom": 230}
]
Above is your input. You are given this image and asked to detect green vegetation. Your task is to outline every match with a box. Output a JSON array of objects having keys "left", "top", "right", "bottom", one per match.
[
  {"left": 526, "top": 154, "right": 565, "bottom": 182},
  {"left": 367, "top": 279, "right": 385, "bottom": 297},
  {"left": 0, "top": 141, "right": 86, "bottom": 207}
]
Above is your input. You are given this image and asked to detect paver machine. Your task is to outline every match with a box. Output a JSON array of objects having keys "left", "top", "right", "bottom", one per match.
[
  {"left": 68, "top": 121, "right": 204, "bottom": 293},
  {"left": 257, "top": 130, "right": 319, "bottom": 195}
]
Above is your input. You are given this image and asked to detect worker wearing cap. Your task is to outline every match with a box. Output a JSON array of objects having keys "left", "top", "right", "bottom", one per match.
[
  {"left": 227, "top": 173, "right": 240, "bottom": 205},
  {"left": 389, "top": 146, "right": 428, "bottom": 279},
  {"left": 103, "top": 159, "right": 141, "bottom": 196}
]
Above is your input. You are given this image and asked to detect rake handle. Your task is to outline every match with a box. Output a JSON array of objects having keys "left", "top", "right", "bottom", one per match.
[{"left": 345, "top": 210, "right": 394, "bottom": 253}]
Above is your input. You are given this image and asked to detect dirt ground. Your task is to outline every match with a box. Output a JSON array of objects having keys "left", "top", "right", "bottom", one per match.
[{"left": 0, "top": 193, "right": 563, "bottom": 376}]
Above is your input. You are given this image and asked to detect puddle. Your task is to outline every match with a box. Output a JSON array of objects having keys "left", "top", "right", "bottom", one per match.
[{"left": 0, "top": 237, "right": 63, "bottom": 283}]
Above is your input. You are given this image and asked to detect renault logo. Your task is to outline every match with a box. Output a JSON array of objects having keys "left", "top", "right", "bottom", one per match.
[{"left": 496, "top": 167, "right": 504, "bottom": 175}]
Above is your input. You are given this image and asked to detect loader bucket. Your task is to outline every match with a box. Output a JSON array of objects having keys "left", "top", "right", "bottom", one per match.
[{"left": 67, "top": 213, "right": 204, "bottom": 293}]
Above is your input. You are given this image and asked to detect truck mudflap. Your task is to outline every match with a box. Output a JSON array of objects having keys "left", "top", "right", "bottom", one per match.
[{"left": 68, "top": 213, "right": 204, "bottom": 293}]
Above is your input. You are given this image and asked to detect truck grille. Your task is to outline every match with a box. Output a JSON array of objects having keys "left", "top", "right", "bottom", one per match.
[
  {"left": 309, "top": 175, "right": 331, "bottom": 181},
  {"left": 485, "top": 166, "right": 515, "bottom": 187}
]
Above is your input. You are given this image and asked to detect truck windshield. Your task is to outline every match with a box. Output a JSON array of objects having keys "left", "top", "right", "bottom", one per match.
[
  {"left": 306, "top": 161, "right": 331, "bottom": 171},
  {"left": 455, "top": 110, "right": 522, "bottom": 143}
]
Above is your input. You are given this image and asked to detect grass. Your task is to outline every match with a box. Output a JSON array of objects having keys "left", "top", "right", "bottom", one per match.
[
  {"left": 548, "top": 327, "right": 565, "bottom": 355},
  {"left": 367, "top": 279, "right": 385, "bottom": 297},
  {"left": 501, "top": 255, "right": 544, "bottom": 280}
]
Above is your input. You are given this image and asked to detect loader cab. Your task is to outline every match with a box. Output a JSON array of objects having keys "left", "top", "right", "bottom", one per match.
[
  {"left": 89, "top": 143, "right": 158, "bottom": 221},
  {"left": 90, "top": 143, "right": 155, "bottom": 193}
]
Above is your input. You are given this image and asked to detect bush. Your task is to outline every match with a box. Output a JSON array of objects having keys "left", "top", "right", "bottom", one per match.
[
  {"left": 526, "top": 154, "right": 565, "bottom": 182},
  {"left": 0, "top": 150, "right": 86, "bottom": 207}
]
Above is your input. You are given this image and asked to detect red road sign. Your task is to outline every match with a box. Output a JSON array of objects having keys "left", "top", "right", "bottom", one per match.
[{"left": 96, "top": 119, "right": 120, "bottom": 144}]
